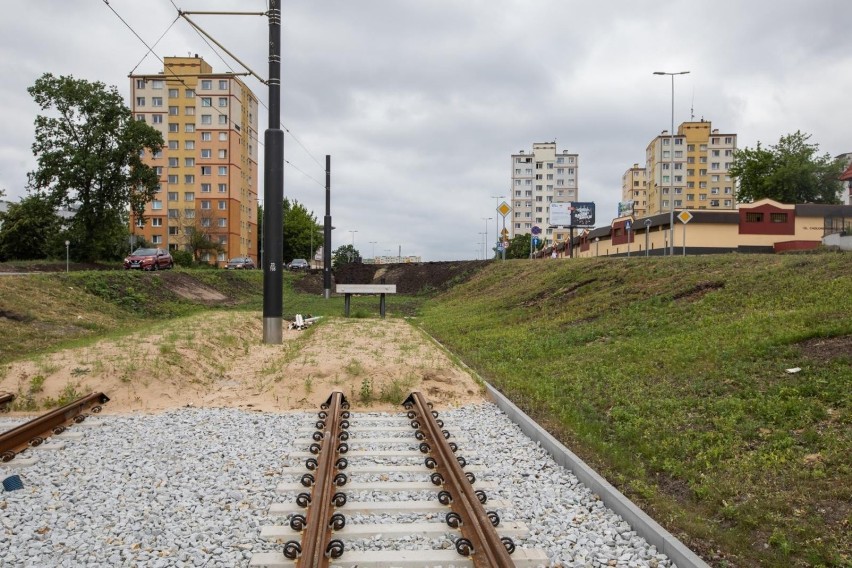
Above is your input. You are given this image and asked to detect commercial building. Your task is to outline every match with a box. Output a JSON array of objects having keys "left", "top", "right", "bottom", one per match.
[
  {"left": 645, "top": 120, "right": 737, "bottom": 216},
  {"left": 128, "top": 55, "right": 259, "bottom": 266},
  {"left": 510, "top": 142, "right": 579, "bottom": 245}
]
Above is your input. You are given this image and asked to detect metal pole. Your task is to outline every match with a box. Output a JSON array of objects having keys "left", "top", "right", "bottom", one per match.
[
  {"left": 65, "top": 241, "right": 70, "bottom": 273},
  {"left": 683, "top": 222, "right": 687, "bottom": 256},
  {"left": 482, "top": 217, "right": 492, "bottom": 259},
  {"left": 262, "top": 0, "right": 284, "bottom": 343},
  {"left": 323, "top": 155, "right": 332, "bottom": 299},
  {"left": 654, "top": 71, "right": 689, "bottom": 256}
]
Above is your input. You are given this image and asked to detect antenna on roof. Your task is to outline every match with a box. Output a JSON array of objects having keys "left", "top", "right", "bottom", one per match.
[{"left": 690, "top": 87, "right": 695, "bottom": 121}]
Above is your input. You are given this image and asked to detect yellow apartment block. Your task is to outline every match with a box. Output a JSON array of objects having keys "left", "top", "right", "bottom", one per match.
[{"left": 129, "top": 55, "right": 259, "bottom": 266}]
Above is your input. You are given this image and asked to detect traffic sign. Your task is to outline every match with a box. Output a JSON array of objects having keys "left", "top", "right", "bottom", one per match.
[
  {"left": 677, "top": 211, "right": 694, "bottom": 224},
  {"left": 497, "top": 201, "right": 511, "bottom": 217},
  {"left": 501, "top": 227, "right": 509, "bottom": 237},
  {"left": 644, "top": 218, "right": 652, "bottom": 228},
  {"left": 532, "top": 236, "right": 540, "bottom": 246},
  {"left": 531, "top": 226, "right": 541, "bottom": 235},
  {"left": 625, "top": 221, "right": 632, "bottom": 232}
]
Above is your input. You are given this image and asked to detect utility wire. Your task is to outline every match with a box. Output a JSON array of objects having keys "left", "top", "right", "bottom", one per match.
[{"left": 129, "top": 15, "right": 180, "bottom": 75}]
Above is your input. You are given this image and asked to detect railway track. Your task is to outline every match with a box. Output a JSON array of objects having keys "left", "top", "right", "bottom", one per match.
[
  {"left": 251, "top": 391, "right": 550, "bottom": 567},
  {"left": 0, "top": 392, "right": 109, "bottom": 462}
]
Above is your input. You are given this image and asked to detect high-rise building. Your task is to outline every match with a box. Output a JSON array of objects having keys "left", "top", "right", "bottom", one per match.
[
  {"left": 510, "top": 142, "right": 579, "bottom": 244},
  {"left": 645, "top": 120, "right": 736, "bottom": 215},
  {"left": 129, "top": 55, "right": 259, "bottom": 266},
  {"left": 621, "top": 163, "right": 648, "bottom": 217}
]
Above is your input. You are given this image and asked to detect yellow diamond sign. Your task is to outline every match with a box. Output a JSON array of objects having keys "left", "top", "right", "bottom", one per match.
[
  {"left": 677, "top": 211, "right": 693, "bottom": 224},
  {"left": 497, "top": 201, "right": 511, "bottom": 217}
]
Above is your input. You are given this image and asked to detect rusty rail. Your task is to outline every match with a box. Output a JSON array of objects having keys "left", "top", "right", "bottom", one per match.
[
  {"left": 404, "top": 391, "right": 516, "bottom": 567},
  {"left": 284, "top": 391, "right": 349, "bottom": 566},
  {"left": 0, "top": 392, "right": 109, "bottom": 462},
  {"left": 0, "top": 392, "right": 14, "bottom": 412}
]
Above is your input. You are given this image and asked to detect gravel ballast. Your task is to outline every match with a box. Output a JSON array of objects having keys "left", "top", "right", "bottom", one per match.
[{"left": 0, "top": 404, "right": 674, "bottom": 567}]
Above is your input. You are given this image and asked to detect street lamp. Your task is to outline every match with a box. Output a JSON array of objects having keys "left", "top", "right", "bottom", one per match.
[
  {"left": 481, "top": 217, "right": 492, "bottom": 259},
  {"left": 65, "top": 240, "right": 70, "bottom": 273},
  {"left": 369, "top": 241, "right": 377, "bottom": 261},
  {"left": 653, "top": 70, "right": 690, "bottom": 256},
  {"left": 349, "top": 230, "right": 358, "bottom": 247},
  {"left": 490, "top": 195, "right": 505, "bottom": 248}
]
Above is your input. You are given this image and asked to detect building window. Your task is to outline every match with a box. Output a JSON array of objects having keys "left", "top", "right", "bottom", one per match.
[
  {"left": 724, "top": 200, "right": 732, "bottom": 207},
  {"left": 168, "top": 123, "right": 178, "bottom": 133},
  {"left": 135, "top": 97, "right": 145, "bottom": 106},
  {"left": 185, "top": 124, "right": 195, "bottom": 133},
  {"left": 184, "top": 192, "right": 194, "bottom": 201},
  {"left": 219, "top": 80, "right": 228, "bottom": 90},
  {"left": 218, "top": 115, "right": 228, "bottom": 125},
  {"left": 168, "top": 106, "right": 178, "bottom": 116},
  {"left": 135, "top": 79, "right": 146, "bottom": 89},
  {"left": 169, "top": 226, "right": 179, "bottom": 235},
  {"left": 710, "top": 199, "right": 720, "bottom": 207},
  {"left": 201, "top": 80, "right": 212, "bottom": 90},
  {"left": 771, "top": 213, "right": 788, "bottom": 223},
  {"left": 219, "top": 97, "right": 228, "bottom": 107},
  {"left": 201, "top": 166, "right": 212, "bottom": 175},
  {"left": 185, "top": 140, "right": 195, "bottom": 150},
  {"left": 168, "top": 209, "right": 179, "bottom": 218},
  {"left": 185, "top": 106, "right": 195, "bottom": 116},
  {"left": 219, "top": 132, "right": 228, "bottom": 141},
  {"left": 201, "top": 149, "right": 212, "bottom": 159},
  {"left": 168, "top": 88, "right": 179, "bottom": 98},
  {"left": 152, "top": 114, "right": 163, "bottom": 124},
  {"left": 168, "top": 157, "right": 179, "bottom": 167},
  {"left": 136, "top": 114, "right": 145, "bottom": 122},
  {"left": 201, "top": 97, "right": 212, "bottom": 107},
  {"left": 167, "top": 175, "right": 178, "bottom": 184},
  {"left": 184, "top": 175, "right": 195, "bottom": 184},
  {"left": 218, "top": 218, "right": 227, "bottom": 228},
  {"left": 152, "top": 218, "right": 162, "bottom": 227},
  {"left": 201, "top": 132, "right": 212, "bottom": 142},
  {"left": 218, "top": 149, "right": 227, "bottom": 159},
  {"left": 151, "top": 200, "right": 163, "bottom": 210},
  {"left": 725, "top": 137, "right": 733, "bottom": 144},
  {"left": 152, "top": 235, "right": 162, "bottom": 244},
  {"left": 218, "top": 166, "right": 227, "bottom": 175},
  {"left": 167, "top": 192, "right": 178, "bottom": 201},
  {"left": 218, "top": 200, "right": 227, "bottom": 210},
  {"left": 201, "top": 183, "right": 211, "bottom": 193},
  {"left": 185, "top": 89, "right": 195, "bottom": 98},
  {"left": 151, "top": 97, "right": 163, "bottom": 107},
  {"left": 201, "top": 201, "right": 211, "bottom": 210},
  {"left": 218, "top": 183, "right": 227, "bottom": 193},
  {"left": 168, "top": 140, "right": 178, "bottom": 150},
  {"left": 201, "top": 218, "right": 211, "bottom": 228},
  {"left": 201, "top": 115, "right": 212, "bottom": 125},
  {"left": 184, "top": 209, "right": 196, "bottom": 219}
]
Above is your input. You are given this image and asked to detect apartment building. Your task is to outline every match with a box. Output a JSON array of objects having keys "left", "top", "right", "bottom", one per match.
[
  {"left": 510, "top": 142, "right": 579, "bottom": 244},
  {"left": 621, "top": 163, "right": 648, "bottom": 217},
  {"left": 645, "top": 120, "right": 736, "bottom": 215},
  {"left": 129, "top": 55, "right": 259, "bottom": 266}
]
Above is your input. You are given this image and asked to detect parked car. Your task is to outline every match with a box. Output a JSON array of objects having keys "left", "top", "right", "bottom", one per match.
[
  {"left": 124, "top": 248, "right": 174, "bottom": 271},
  {"left": 226, "top": 256, "right": 256, "bottom": 270},
  {"left": 288, "top": 258, "right": 309, "bottom": 271}
]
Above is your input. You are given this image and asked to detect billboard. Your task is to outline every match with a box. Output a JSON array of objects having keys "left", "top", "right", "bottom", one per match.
[
  {"left": 550, "top": 202, "right": 596, "bottom": 227},
  {"left": 618, "top": 200, "right": 634, "bottom": 217}
]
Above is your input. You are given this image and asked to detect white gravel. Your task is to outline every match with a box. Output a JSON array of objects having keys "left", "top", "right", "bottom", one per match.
[{"left": 0, "top": 404, "right": 674, "bottom": 567}]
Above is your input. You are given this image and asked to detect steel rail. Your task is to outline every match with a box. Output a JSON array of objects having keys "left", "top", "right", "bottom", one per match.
[
  {"left": 0, "top": 392, "right": 109, "bottom": 462},
  {"left": 0, "top": 392, "right": 14, "bottom": 412},
  {"left": 289, "top": 391, "right": 348, "bottom": 566},
  {"left": 404, "top": 391, "right": 515, "bottom": 567}
]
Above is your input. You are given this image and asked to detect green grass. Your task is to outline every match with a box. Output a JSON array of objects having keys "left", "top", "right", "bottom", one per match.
[{"left": 418, "top": 252, "right": 851, "bottom": 568}]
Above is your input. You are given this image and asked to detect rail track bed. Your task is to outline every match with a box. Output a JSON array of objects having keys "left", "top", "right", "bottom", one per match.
[{"left": 0, "top": 398, "right": 678, "bottom": 567}]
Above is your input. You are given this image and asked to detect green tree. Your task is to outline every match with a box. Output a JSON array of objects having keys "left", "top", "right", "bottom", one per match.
[
  {"left": 0, "top": 195, "right": 63, "bottom": 261},
  {"left": 332, "top": 244, "right": 361, "bottom": 269},
  {"left": 282, "top": 198, "right": 320, "bottom": 262},
  {"left": 505, "top": 233, "right": 539, "bottom": 259},
  {"left": 730, "top": 131, "right": 844, "bottom": 204},
  {"left": 27, "top": 73, "right": 164, "bottom": 261}
]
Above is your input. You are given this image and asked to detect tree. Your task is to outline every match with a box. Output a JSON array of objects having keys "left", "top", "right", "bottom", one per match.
[
  {"left": 332, "top": 244, "right": 361, "bottom": 269},
  {"left": 505, "top": 233, "right": 540, "bottom": 259},
  {"left": 27, "top": 73, "right": 164, "bottom": 261},
  {"left": 730, "top": 131, "right": 844, "bottom": 204},
  {"left": 282, "top": 198, "right": 320, "bottom": 262},
  {"left": 0, "top": 195, "right": 63, "bottom": 261}
]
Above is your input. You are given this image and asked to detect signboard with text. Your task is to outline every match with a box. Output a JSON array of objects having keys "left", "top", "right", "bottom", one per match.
[{"left": 550, "top": 202, "right": 596, "bottom": 227}]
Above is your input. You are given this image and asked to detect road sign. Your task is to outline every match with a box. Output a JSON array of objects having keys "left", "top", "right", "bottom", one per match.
[
  {"left": 531, "top": 226, "right": 541, "bottom": 235},
  {"left": 497, "top": 201, "right": 511, "bottom": 217},
  {"left": 644, "top": 218, "right": 652, "bottom": 228},
  {"left": 532, "top": 236, "right": 540, "bottom": 247},
  {"left": 501, "top": 227, "right": 509, "bottom": 237},
  {"left": 677, "top": 211, "right": 694, "bottom": 224},
  {"left": 625, "top": 220, "right": 632, "bottom": 232}
]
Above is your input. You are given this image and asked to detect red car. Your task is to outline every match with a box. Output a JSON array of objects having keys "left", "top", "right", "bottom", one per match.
[{"left": 123, "top": 248, "right": 174, "bottom": 271}]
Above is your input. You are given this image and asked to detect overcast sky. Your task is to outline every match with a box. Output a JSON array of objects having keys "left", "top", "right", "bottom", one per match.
[{"left": 2, "top": 1, "right": 851, "bottom": 261}]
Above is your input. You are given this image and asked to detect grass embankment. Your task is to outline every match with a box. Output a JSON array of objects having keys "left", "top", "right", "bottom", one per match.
[
  {"left": 418, "top": 253, "right": 851, "bottom": 568},
  {"left": 0, "top": 269, "right": 426, "bottom": 366}
]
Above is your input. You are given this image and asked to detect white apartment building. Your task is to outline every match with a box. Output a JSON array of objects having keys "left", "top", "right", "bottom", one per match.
[{"left": 510, "top": 142, "right": 579, "bottom": 244}]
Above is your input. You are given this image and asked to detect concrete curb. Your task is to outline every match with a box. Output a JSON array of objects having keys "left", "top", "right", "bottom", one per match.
[
  {"left": 411, "top": 323, "right": 709, "bottom": 568},
  {"left": 484, "top": 383, "right": 710, "bottom": 568}
]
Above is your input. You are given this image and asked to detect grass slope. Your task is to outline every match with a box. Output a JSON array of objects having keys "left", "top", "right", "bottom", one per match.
[{"left": 418, "top": 253, "right": 851, "bottom": 567}]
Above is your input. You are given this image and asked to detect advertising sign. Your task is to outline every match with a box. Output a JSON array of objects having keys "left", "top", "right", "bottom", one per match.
[
  {"left": 550, "top": 202, "right": 572, "bottom": 226},
  {"left": 618, "top": 200, "right": 634, "bottom": 217},
  {"left": 570, "top": 202, "right": 596, "bottom": 227}
]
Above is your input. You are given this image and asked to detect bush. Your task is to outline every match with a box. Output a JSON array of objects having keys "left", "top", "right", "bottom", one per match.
[{"left": 171, "top": 250, "right": 194, "bottom": 267}]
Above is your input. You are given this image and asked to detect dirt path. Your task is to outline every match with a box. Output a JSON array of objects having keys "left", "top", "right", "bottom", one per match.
[{"left": 0, "top": 313, "right": 486, "bottom": 415}]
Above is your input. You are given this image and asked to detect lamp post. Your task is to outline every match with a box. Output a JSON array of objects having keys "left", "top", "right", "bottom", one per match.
[
  {"left": 481, "top": 217, "right": 492, "bottom": 259},
  {"left": 595, "top": 237, "right": 600, "bottom": 257},
  {"left": 369, "top": 241, "right": 377, "bottom": 262},
  {"left": 653, "top": 70, "right": 690, "bottom": 256},
  {"left": 490, "top": 195, "right": 504, "bottom": 249},
  {"left": 65, "top": 240, "right": 70, "bottom": 273}
]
